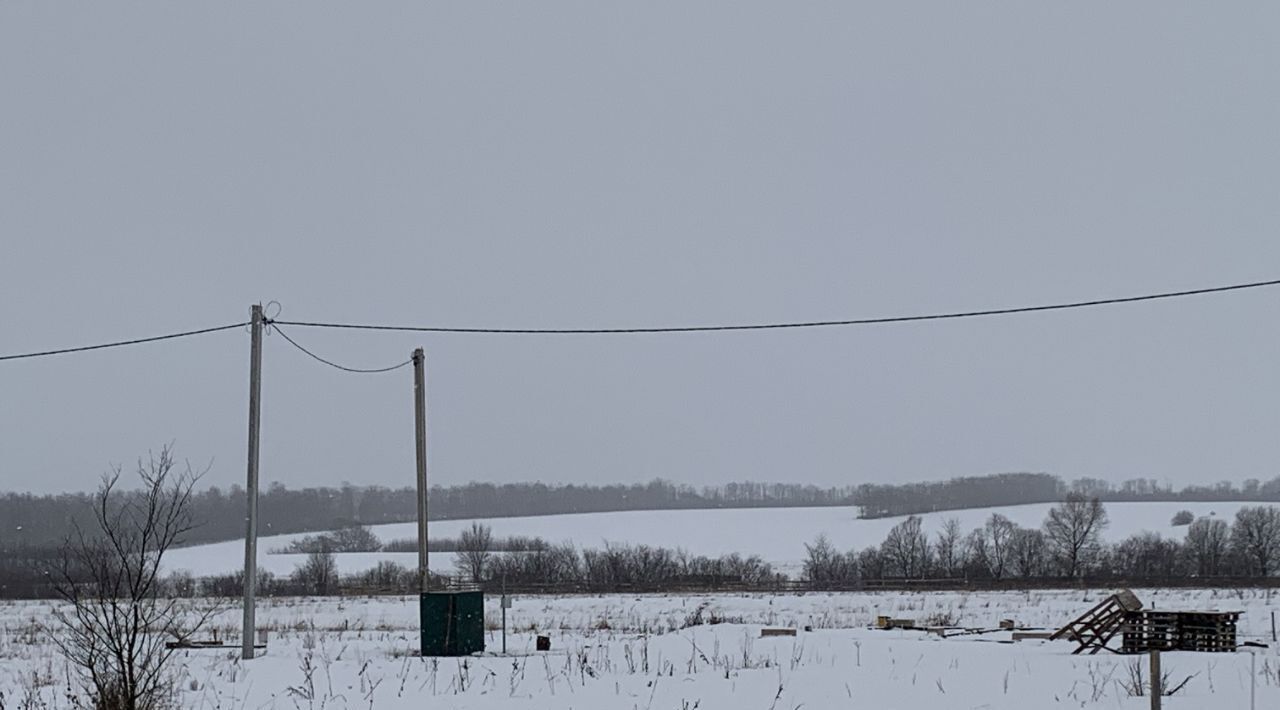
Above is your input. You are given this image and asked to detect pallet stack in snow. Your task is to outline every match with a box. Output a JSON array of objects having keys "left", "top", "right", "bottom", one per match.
[{"left": 1120, "top": 610, "right": 1240, "bottom": 654}]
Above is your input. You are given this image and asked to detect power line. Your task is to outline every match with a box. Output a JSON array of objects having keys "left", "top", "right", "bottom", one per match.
[
  {"left": 271, "top": 277, "right": 1280, "bottom": 335},
  {"left": 270, "top": 324, "right": 412, "bottom": 374},
  {"left": 3, "top": 276, "right": 1277, "bottom": 364},
  {"left": 0, "top": 322, "right": 250, "bottom": 362}
]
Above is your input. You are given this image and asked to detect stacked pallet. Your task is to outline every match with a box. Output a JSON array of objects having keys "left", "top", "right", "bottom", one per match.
[
  {"left": 1053, "top": 590, "right": 1241, "bottom": 654},
  {"left": 1120, "top": 611, "right": 1239, "bottom": 654}
]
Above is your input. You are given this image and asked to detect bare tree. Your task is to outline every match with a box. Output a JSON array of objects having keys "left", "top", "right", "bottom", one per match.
[
  {"left": 1230, "top": 506, "right": 1280, "bottom": 577},
  {"left": 1112, "top": 532, "right": 1182, "bottom": 578},
  {"left": 881, "top": 515, "right": 930, "bottom": 578},
  {"left": 968, "top": 513, "right": 1015, "bottom": 579},
  {"left": 856, "top": 545, "right": 885, "bottom": 580},
  {"left": 454, "top": 522, "right": 493, "bottom": 583},
  {"left": 964, "top": 527, "right": 992, "bottom": 578},
  {"left": 1007, "top": 527, "right": 1047, "bottom": 579},
  {"left": 802, "top": 534, "right": 855, "bottom": 583},
  {"left": 1183, "top": 517, "right": 1230, "bottom": 576},
  {"left": 354, "top": 560, "right": 413, "bottom": 592},
  {"left": 50, "top": 447, "right": 217, "bottom": 710},
  {"left": 293, "top": 548, "right": 338, "bottom": 595},
  {"left": 933, "top": 517, "right": 964, "bottom": 578},
  {"left": 1043, "top": 494, "right": 1108, "bottom": 578}
]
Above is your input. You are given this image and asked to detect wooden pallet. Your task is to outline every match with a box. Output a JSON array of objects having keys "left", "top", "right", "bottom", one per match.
[
  {"left": 1050, "top": 589, "right": 1143, "bottom": 655},
  {"left": 1120, "top": 610, "right": 1239, "bottom": 653}
]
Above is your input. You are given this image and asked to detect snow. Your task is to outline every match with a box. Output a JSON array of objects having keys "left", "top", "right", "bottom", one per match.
[
  {"left": 164, "top": 500, "right": 1270, "bottom": 579},
  {"left": 3, "top": 588, "right": 1279, "bottom": 708}
]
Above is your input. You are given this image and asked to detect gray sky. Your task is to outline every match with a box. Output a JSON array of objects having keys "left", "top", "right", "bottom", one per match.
[{"left": 2, "top": 2, "right": 1278, "bottom": 495}]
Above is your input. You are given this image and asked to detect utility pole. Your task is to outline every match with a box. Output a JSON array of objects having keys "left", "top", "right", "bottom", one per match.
[
  {"left": 413, "top": 347, "right": 429, "bottom": 593},
  {"left": 241, "top": 304, "right": 264, "bottom": 660},
  {"left": 1149, "top": 649, "right": 1161, "bottom": 710}
]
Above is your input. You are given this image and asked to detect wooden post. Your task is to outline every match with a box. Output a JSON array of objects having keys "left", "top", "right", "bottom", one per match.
[
  {"left": 241, "top": 304, "right": 264, "bottom": 660},
  {"left": 413, "top": 348, "right": 429, "bottom": 593},
  {"left": 1149, "top": 649, "right": 1161, "bottom": 709}
]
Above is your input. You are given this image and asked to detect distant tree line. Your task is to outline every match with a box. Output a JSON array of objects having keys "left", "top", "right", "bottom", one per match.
[
  {"left": 0, "top": 479, "right": 860, "bottom": 551},
  {"left": 441, "top": 521, "right": 778, "bottom": 590},
  {"left": 113, "top": 540, "right": 779, "bottom": 600},
  {"left": 7, "top": 469, "right": 1280, "bottom": 588},
  {"left": 273, "top": 523, "right": 550, "bottom": 554},
  {"left": 13, "top": 498, "right": 1280, "bottom": 599},
  {"left": 852, "top": 473, "right": 1063, "bottom": 518},
  {"left": 805, "top": 497, "right": 1280, "bottom": 583},
  {"left": 852, "top": 473, "right": 1280, "bottom": 518}
]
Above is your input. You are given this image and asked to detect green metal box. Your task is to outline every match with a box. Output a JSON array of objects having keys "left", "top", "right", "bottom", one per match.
[{"left": 420, "top": 591, "right": 485, "bottom": 656}]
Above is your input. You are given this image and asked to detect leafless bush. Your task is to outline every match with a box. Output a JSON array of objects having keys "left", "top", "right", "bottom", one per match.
[
  {"left": 50, "top": 447, "right": 219, "bottom": 710},
  {"left": 454, "top": 523, "right": 493, "bottom": 583},
  {"left": 920, "top": 611, "right": 957, "bottom": 627},
  {"left": 349, "top": 560, "right": 414, "bottom": 592},
  {"left": 293, "top": 550, "right": 338, "bottom": 595},
  {"left": 1118, "top": 656, "right": 1196, "bottom": 697},
  {"left": 278, "top": 525, "right": 382, "bottom": 554},
  {"left": 383, "top": 534, "right": 549, "bottom": 553},
  {"left": 198, "top": 567, "right": 274, "bottom": 598},
  {"left": 802, "top": 534, "right": 856, "bottom": 583}
]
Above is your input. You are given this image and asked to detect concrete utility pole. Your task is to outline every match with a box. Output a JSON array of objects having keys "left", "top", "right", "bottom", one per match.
[
  {"left": 413, "top": 347, "right": 429, "bottom": 593},
  {"left": 1149, "top": 649, "right": 1161, "bottom": 710},
  {"left": 241, "top": 304, "right": 264, "bottom": 660}
]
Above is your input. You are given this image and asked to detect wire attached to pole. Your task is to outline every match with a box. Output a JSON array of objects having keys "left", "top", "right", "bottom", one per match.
[
  {"left": 0, "top": 322, "right": 250, "bottom": 362},
  {"left": 3, "top": 276, "right": 1279, "bottom": 363},
  {"left": 270, "top": 323, "right": 412, "bottom": 374},
  {"left": 270, "top": 277, "right": 1280, "bottom": 335}
]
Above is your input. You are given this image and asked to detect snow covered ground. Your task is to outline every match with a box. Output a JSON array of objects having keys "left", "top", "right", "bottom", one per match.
[
  {"left": 166, "top": 500, "right": 1270, "bottom": 579},
  {"left": 3, "top": 588, "right": 1279, "bottom": 708}
]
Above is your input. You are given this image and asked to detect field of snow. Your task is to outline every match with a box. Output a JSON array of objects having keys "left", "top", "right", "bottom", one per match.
[
  {"left": 3, "top": 588, "right": 1279, "bottom": 709},
  {"left": 166, "top": 500, "right": 1271, "bottom": 579}
]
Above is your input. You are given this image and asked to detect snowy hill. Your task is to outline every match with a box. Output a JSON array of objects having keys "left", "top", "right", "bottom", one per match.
[{"left": 165, "top": 500, "right": 1267, "bottom": 579}]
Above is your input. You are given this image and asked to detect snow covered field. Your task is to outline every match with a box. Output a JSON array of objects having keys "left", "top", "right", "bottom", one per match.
[
  {"left": 3, "top": 588, "right": 1279, "bottom": 709},
  {"left": 166, "top": 500, "right": 1270, "bottom": 579}
]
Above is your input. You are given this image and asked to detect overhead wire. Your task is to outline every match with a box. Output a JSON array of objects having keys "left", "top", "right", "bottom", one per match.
[
  {"left": 269, "top": 323, "right": 413, "bottom": 374},
  {"left": 2, "top": 276, "right": 1278, "bottom": 364},
  {"left": 271, "top": 276, "right": 1280, "bottom": 335},
  {"left": 0, "top": 322, "right": 250, "bottom": 362}
]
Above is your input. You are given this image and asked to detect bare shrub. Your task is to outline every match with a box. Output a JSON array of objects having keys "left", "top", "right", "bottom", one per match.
[
  {"left": 50, "top": 447, "right": 219, "bottom": 710},
  {"left": 293, "top": 549, "right": 338, "bottom": 595},
  {"left": 454, "top": 522, "right": 493, "bottom": 583},
  {"left": 802, "top": 534, "right": 856, "bottom": 583},
  {"left": 1118, "top": 656, "right": 1196, "bottom": 697},
  {"left": 279, "top": 524, "right": 382, "bottom": 554}
]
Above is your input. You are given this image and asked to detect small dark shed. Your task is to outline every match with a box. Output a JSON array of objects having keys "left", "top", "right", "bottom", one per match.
[{"left": 420, "top": 591, "right": 485, "bottom": 656}]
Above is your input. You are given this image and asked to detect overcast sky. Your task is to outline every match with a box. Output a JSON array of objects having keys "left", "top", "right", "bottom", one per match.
[{"left": 2, "top": 2, "right": 1278, "bottom": 495}]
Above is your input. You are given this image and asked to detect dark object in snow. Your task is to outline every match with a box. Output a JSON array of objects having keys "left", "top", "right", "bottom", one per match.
[
  {"left": 1120, "top": 610, "right": 1240, "bottom": 654},
  {"left": 166, "top": 629, "right": 266, "bottom": 651},
  {"left": 536, "top": 635, "right": 551, "bottom": 651},
  {"left": 420, "top": 591, "right": 485, "bottom": 657},
  {"left": 760, "top": 628, "right": 797, "bottom": 637},
  {"left": 875, "top": 616, "right": 915, "bottom": 630},
  {"left": 1052, "top": 589, "right": 1241, "bottom": 654}
]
